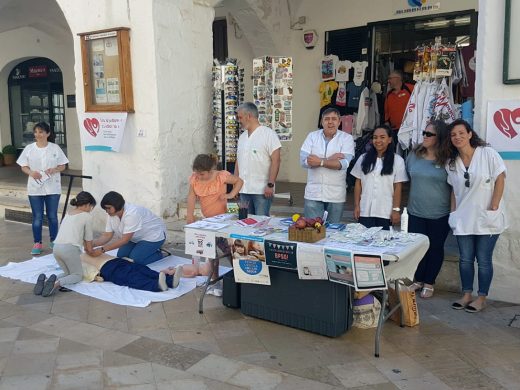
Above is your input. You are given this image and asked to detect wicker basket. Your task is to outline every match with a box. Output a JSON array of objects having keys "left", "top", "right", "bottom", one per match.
[{"left": 288, "top": 225, "right": 326, "bottom": 243}]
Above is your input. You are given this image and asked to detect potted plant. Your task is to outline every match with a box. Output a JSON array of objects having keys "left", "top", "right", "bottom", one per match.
[
  {"left": 0, "top": 151, "right": 4, "bottom": 167},
  {"left": 2, "top": 145, "right": 17, "bottom": 166}
]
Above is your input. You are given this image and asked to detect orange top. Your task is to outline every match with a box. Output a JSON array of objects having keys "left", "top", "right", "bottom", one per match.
[
  {"left": 384, "top": 83, "right": 414, "bottom": 130},
  {"left": 190, "top": 170, "right": 230, "bottom": 218}
]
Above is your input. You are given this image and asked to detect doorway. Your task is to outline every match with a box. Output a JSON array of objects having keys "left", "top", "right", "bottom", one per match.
[{"left": 8, "top": 58, "right": 66, "bottom": 153}]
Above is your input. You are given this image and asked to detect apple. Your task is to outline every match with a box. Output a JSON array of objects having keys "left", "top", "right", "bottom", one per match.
[
  {"left": 305, "top": 218, "right": 316, "bottom": 227},
  {"left": 295, "top": 219, "right": 307, "bottom": 229}
]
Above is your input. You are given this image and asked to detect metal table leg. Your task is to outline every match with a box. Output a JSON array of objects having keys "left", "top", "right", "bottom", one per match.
[{"left": 374, "top": 280, "right": 404, "bottom": 357}]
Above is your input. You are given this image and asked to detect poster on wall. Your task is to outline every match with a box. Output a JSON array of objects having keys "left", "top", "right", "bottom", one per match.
[
  {"left": 486, "top": 101, "right": 520, "bottom": 158},
  {"left": 79, "top": 112, "right": 127, "bottom": 152}
]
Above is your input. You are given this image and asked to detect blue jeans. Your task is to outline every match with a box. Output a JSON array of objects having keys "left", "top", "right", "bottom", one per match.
[
  {"left": 456, "top": 234, "right": 500, "bottom": 296},
  {"left": 117, "top": 236, "right": 165, "bottom": 265},
  {"left": 100, "top": 258, "right": 174, "bottom": 292},
  {"left": 304, "top": 199, "right": 344, "bottom": 223},
  {"left": 239, "top": 193, "right": 272, "bottom": 216},
  {"left": 28, "top": 194, "right": 61, "bottom": 243},
  {"left": 409, "top": 214, "right": 450, "bottom": 285}
]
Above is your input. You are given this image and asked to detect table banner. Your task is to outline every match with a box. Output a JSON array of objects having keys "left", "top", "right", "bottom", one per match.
[
  {"left": 265, "top": 240, "right": 297, "bottom": 269},
  {"left": 324, "top": 248, "right": 355, "bottom": 288},
  {"left": 185, "top": 229, "right": 216, "bottom": 258},
  {"left": 296, "top": 243, "right": 327, "bottom": 280}
]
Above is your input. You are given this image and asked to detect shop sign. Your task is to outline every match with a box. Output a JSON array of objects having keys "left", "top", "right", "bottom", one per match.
[
  {"left": 486, "top": 100, "right": 520, "bottom": 159},
  {"left": 394, "top": 0, "right": 440, "bottom": 15},
  {"left": 28, "top": 65, "right": 48, "bottom": 78},
  {"left": 11, "top": 68, "right": 26, "bottom": 80}
]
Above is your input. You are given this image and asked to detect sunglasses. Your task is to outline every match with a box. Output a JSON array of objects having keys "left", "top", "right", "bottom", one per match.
[
  {"left": 464, "top": 170, "right": 470, "bottom": 188},
  {"left": 422, "top": 131, "right": 437, "bottom": 138}
]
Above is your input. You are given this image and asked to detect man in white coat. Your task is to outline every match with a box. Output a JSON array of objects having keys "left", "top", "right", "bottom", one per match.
[{"left": 300, "top": 108, "right": 355, "bottom": 223}]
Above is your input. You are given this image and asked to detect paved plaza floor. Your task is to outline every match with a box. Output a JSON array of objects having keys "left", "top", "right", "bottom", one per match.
[{"left": 1, "top": 220, "right": 520, "bottom": 389}]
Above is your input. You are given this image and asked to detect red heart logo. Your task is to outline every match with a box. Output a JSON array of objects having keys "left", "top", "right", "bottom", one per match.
[
  {"left": 493, "top": 108, "right": 520, "bottom": 139},
  {"left": 83, "top": 118, "right": 100, "bottom": 137}
]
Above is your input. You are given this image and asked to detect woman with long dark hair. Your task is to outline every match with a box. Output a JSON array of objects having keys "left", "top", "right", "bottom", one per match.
[
  {"left": 17, "top": 122, "right": 68, "bottom": 255},
  {"left": 351, "top": 125, "right": 408, "bottom": 229},
  {"left": 406, "top": 120, "right": 452, "bottom": 298},
  {"left": 446, "top": 119, "right": 507, "bottom": 313}
]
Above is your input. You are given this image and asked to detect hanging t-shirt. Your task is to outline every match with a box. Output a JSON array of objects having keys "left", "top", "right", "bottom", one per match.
[
  {"left": 352, "top": 61, "right": 369, "bottom": 86},
  {"left": 346, "top": 82, "right": 365, "bottom": 109},
  {"left": 335, "top": 82, "right": 347, "bottom": 106},
  {"left": 321, "top": 55, "right": 339, "bottom": 81},
  {"left": 319, "top": 81, "right": 339, "bottom": 107},
  {"left": 335, "top": 60, "right": 352, "bottom": 82},
  {"left": 460, "top": 45, "right": 475, "bottom": 98}
]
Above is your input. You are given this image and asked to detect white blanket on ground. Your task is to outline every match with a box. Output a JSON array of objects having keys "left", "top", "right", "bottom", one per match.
[{"left": 0, "top": 253, "right": 231, "bottom": 308}]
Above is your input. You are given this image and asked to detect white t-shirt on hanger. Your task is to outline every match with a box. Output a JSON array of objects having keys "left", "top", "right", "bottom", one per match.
[
  {"left": 352, "top": 61, "right": 369, "bottom": 86},
  {"left": 335, "top": 60, "right": 352, "bottom": 82}
]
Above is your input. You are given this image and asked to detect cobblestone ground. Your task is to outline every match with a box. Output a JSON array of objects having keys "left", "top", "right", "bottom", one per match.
[{"left": 1, "top": 220, "right": 520, "bottom": 390}]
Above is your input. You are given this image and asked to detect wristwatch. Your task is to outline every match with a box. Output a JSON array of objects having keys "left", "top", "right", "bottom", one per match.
[
  {"left": 320, "top": 159, "right": 324, "bottom": 167},
  {"left": 101, "top": 247, "right": 106, "bottom": 253},
  {"left": 392, "top": 207, "right": 401, "bottom": 212},
  {"left": 267, "top": 182, "right": 275, "bottom": 188}
]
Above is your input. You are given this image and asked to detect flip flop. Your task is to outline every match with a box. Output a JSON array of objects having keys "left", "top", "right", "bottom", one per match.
[
  {"left": 33, "top": 273, "right": 46, "bottom": 295},
  {"left": 465, "top": 303, "right": 486, "bottom": 313},
  {"left": 420, "top": 287, "right": 434, "bottom": 299},
  {"left": 451, "top": 300, "right": 470, "bottom": 310}
]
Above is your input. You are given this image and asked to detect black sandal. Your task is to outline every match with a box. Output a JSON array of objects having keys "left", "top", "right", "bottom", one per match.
[
  {"left": 59, "top": 287, "right": 72, "bottom": 292},
  {"left": 451, "top": 301, "right": 469, "bottom": 310}
]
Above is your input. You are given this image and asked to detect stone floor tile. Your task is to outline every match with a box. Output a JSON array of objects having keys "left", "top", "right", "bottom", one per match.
[
  {"left": 51, "top": 369, "right": 103, "bottom": 389},
  {"left": 0, "top": 342, "right": 14, "bottom": 359},
  {"left": 151, "top": 362, "right": 197, "bottom": 382},
  {"left": 187, "top": 354, "right": 246, "bottom": 383},
  {"left": 273, "top": 373, "right": 342, "bottom": 390},
  {"left": 135, "top": 328, "right": 173, "bottom": 343},
  {"left": 15, "top": 327, "right": 54, "bottom": 340},
  {"left": 56, "top": 338, "right": 97, "bottom": 354},
  {"left": 104, "top": 362, "right": 154, "bottom": 387},
  {"left": 155, "top": 378, "right": 210, "bottom": 390},
  {"left": 480, "top": 365, "right": 520, "bottom": 390},
  {"left": 87, "top": 300, "right": 128, "bottom": 332},
  {"left": 349, "top": 383, "right": 400, "bottom": 390},
  {"left": 0, "top": 327, "right": 20, "bottom": 342},
  {"left": 55, "top": 349, "right": 103, "bottom": 370},
  {"left": 163, "top": 293, "right": 199, "bottom": 316},
  {"left": 29, "top": 316, "right": 107, "bottom": 344},
  {"left": 436, "top": 367, "right": 506, "bottom": 389},
  {"left": 372, "top": 355, "right": 430, "bottom": 381},
  {"left": 228, "top": 365, "right": 285, "bottom": 389},
  {"left": 87, "top": 329, "right": 140, "bottom": 351},
  {"left": 204, "top": 308, "right": 245, "bottom": 323},
  {"left": 328, "top": 361, "right": 389, "bottom": 389},
  {"left": 3, "top": 307, "right": 52, "bottom": 327},
  {"left": 251, "top": 348, "right": 322, "bottom": 372},
  {"left": 167, "top": 309, "right": 209, "bottom": 331},
  {"left": 0, "top": 302, "right": 23, "bottom": 320},
  {"left": 282, "top": 365, "right": 343, "bottom": 387},
  {"left": 177, "top": 339, "right": 224, "bottom": 355},
  {"left": 116, "top": 336, "right": 209, "bottom": 370},
  {"left": 0, "top": 357, "right": 6, "bottom": 376},
  {"left": 391, "top": 372, "right": 451, "bottom": 390},
  {"left": 50, "top": 297, "right": 90, "bottom": 322},
  {"left": 210, "top": 319, "right": 254, "bottom": 339},
  {"left": 105, "top": 385, "right": 156, "bottom": 390},
  {"left": 103, "top": 350, "right": 148, "bottom": 367},
  {"left": 2, "top": 352, "right": 57, "bottom": 376},
  {"left": 0, "top": 374, "right": 51, "bottom": 390},
  {"left": 13, "top": 337, "right": 60, "bottom": 354},
  {"left": 216, "top": 333, "right": 267, "bottom": 358}
]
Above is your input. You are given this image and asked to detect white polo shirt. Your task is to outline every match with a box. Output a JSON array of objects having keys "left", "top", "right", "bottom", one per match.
[
  {"left": 446, "top": 146, "right": 507, "bottom": 235},
  {"left": 16, "top": 142, "right": 69, "bottom": 196},
  {"left": 105, "top": 203, "right": 166, "bottom": 243},
  {"left": 237, "top": 126, "right": 281, "bottom": 194},
  {"left": 351, "top": 154, "right": 408, "bottom": 219},
  {"left": 300, "top": 129, "right": 355, "bottom": 203}
]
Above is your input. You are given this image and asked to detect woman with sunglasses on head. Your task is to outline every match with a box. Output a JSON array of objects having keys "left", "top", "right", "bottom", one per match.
[
  {"left": 351, "top": 125, "right": 408, "bottom": 230},
  {"left": 446, "top": 119, "right": 507, "bottom": 313},
  {"left": 406, "top": 121, "right": 451, "bottom": 299}
]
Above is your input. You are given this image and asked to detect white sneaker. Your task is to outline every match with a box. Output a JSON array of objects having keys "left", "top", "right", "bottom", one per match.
[
  {"left": 158, "top": 271, "right": 168, "bottom": 291},
  {"left": 172, "top": 265, "right": 183, "bottom": 289},
  {"left": 206, "top": 280, "right": 223, "bottom": 297}
]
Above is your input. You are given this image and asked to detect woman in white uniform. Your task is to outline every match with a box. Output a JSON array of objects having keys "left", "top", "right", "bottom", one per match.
[
  {"left": 447, "top": 120, "right": 507, "bottom": 313},
  {"left": 16, "top": 122, "right": 69, "bottom": 255},
  {"left": 351, "top": 125, "right": 408, "bottom": 230}
]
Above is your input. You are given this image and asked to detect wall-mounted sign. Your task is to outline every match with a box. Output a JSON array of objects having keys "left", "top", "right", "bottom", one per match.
[
  {"left": 486, "top": 100, "right": 520, "bottom": 159},
  {"left": 393, "top": 0, "right": 440, "bottom": 15},
  {"left": 79, "top": 112, "right": 128, "bottom": 152},
  {"left": 78, "top": 27, "right": 134, "bottom": 112}
]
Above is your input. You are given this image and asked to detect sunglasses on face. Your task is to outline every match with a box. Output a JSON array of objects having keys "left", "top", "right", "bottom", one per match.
[
  {"left": 422, "top": 131, "right": 437, "bottom": 138},
  {"left": 464, "top": 170, "right": 470, "bottom": 188}
]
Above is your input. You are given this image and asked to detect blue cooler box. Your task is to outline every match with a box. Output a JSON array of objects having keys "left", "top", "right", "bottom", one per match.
[{"left": 240, "top": 267, "right": 353, "bottom": 337}]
